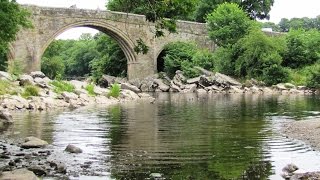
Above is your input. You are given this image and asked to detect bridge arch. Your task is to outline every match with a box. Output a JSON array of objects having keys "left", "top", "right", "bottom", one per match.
[{"left": 41, "top": 20, "right": 137, "bottom": 64}]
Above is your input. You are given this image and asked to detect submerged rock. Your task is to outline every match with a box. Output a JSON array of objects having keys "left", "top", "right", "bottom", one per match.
[
  {"left": 21, "top": 137, "right": 48, "bottom": 148},
  {"left": 0, "top": 168, "right": 39, "bottom": 180},
  {"left": 65, "top": 144, "right": 83, "bottom": 153}
]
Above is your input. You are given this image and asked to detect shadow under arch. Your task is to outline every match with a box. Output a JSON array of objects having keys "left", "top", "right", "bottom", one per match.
[{"left": 41, "top": 20, "right": 137, "bottom": 64}]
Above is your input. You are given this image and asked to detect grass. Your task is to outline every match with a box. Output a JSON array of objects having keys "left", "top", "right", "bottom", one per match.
[
  {"left": 0, "top": 80, "right": 19, "bottom": 95},
  {"left": 108, "top": 83, "right": 121, "bottom": 98},
  {"left": 85, "top": 84, "right": 96, "bottom": 96},
  {"left": 50, "top": 80, "right": 75, "bottom": 93},
  {"left": 22, "top": 85, "right": 39, "bottom": 98}
]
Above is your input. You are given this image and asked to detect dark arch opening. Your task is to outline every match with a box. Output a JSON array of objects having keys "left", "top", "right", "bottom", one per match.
[{"left": 157, "top": 50, "right": 167, "bottom": 73}]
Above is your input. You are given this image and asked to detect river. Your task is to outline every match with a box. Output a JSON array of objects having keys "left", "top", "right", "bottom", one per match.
[{"left": 2, "top": 93, "right": 320, "bottom": 179}]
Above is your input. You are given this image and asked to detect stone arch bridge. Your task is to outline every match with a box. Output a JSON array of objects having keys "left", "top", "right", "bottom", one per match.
[{"left": 11, "top": 5, "right": 214, "bottom": 80}]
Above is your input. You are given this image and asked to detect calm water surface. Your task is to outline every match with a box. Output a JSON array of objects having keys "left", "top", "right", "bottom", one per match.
[{"left": 3, "top": 93, "right": 320, "bottom": 180}]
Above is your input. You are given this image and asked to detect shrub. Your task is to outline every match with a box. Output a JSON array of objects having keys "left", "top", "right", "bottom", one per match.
[
  {"left": 6, "top": 59, "right": 24, "bottom": 76},
  {"left": 108, "top": 83, "right": 120, "bottom": 98},
  {"left": 306, "top": 63, "right": 320, "bottom": 88},
  {"left": 50, "top": 80, "right": 75, "bottom": 93},
  {"left": 0, "top": 80, "right": 11, "bottom": 95},
  {"left": 22, "top": 85, "right": 39, "bottom": 98},
  {"left": 282, "top": 29, "right": 320, "bottom": 68},
  {"left": 85, "top": 84, "right": 96, "bottom": 96},
  {"left": 192, "top": 49, "right": 215, "bottom": 71},
  {"left": 163, "top": 41, "right": 197, "bottom": 78},
  {"left": 261, "top": 64, "right": 290, "bottom": 86},
  {"left": 41, "top": 56, "right": 65, "bottom": 79},
  {"left": 212, "top": 46, "right": 235, "bottom": 75}
]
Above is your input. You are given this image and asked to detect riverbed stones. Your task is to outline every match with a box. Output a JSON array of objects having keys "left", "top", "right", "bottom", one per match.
[
  {"left": 27, "top": 166, "right": 47, "bottom": 176},
  {"left": 0, "top": 71, "right": 12, "bottom": 81},
  {"left": 153, "top": 79, "right": 170, "bottom": 92},
  {"left": 61, "top": 92, "right": 78, "bottom": 103},
  {"left": 65, "top": 144, "right": 82, "bottom": 153},
  {"left": 21, "top": 137, "right": 48, "bottom": 148},
  {"left": 0, "top": 168, "right": 39, "bottom": 180}
]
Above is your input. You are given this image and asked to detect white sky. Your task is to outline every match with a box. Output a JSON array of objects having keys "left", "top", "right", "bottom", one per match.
[{"left": 16, "top": 0, "right": 320, "bottom": 39}]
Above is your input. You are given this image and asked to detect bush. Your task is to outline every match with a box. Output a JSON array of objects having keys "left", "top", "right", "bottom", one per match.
[
  {"left": 22, "top": 85, "right": 39, "bottom": 98},
  {"left": 7, "top": 59, "right": 24, "bottom": 76},
  {"left": 50, "top": 80, "right": 75, "bottom": 93},
  {"left": 282, "top": 29, "right": 320, "bottom": 68},
  {"left": 261, "top": 64, "right": 290, "bottom": 86},
  {"left": 85, "top": 84, "right": 96, "bottom": 96},
  {"left": 0, "top": 80, "right": 11, "bottom": 95},
  {"left": 306, "top": 63, "right": 320, "bottom": 88},
  {"left": 163, "top": 41, "right": 197, "bottom": 78},
  {"left": 192, "top": 49, "right": 215, "bottom": 71},
  {"left": 212, "top": 46, "right": 235, "bottom": 75},
  {"left": 108, "top": 83, "right": 120, "bottom": 98},
  {"left": 41, "top": 56, "right": 65, "bottom": 79}
]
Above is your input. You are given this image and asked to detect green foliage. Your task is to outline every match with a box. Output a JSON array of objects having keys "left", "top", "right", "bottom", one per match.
[
  {"left": 206, "top": 3, "right": 255, "bottom": 47},
  {"left": 0, "top": 80, "right": 12, "bottom": 95},
  {"left": 107, "top": 0, "right": 197, "bottom": 40},
  {"left": 134, "top": 38, "right": 149, "bottom": 54},
  {"left": 22, "top": 85, "right": 39, "bottom": 98},
  {"left": 282, "top": 29, "right": 320, "bottom": 69},
  {"left": 85, "top": 84, "right": 96, "bottom": 96},
  {"left": 163, "top": 42, "right": 197, "bottom": 78},
  {"left": 50, "top": 80, "right": 75, "bottom": 93},
  {"left": 306, "top": 63, "right": 320, "bottom": 88},
  {"left": 279, "top": 16, "right": 320, "bottom": 32},
  {"left": 212, "top": 46, "right": 235, "bottom": 75},
  {"left": 0, "top": 1, "right": 32, "bottom": 66},
  {"left": 41, "top": 56, "right": 65, "bottom": 79},
  {"left": 194, "top": 0, "right": 274, "bottom": 22},
  {"left": 108, "top": 83, "right": 121, "bottom": 98},
  {"left": 261, "top": 64, "right": 290, "bottom": 86}
]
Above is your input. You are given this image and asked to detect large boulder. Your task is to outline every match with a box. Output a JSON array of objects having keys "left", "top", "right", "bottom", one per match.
[
  {"left": 186, "top": 77, "right": 200, "bottom": 84},
  {"left": 212, "top": 73, "right": 242, "bottom": 87},
  {"left": 0, "top": 169, "right": 39, "bottom": 180},
  {"left": 172, "top": 70, "right": 186, "bottom": 87},
  {"left": 153, "top": 79, "right": 170, "bottom": 92},
  {"left": 199, "top": 75, "right": 213, "bottom": 87},
  {"left": 121, "top": 83, "right": 141, "bottom": 93},
  {"left": 34, "top": 77, "right": 49, "bottom": 88},
  {"left": 21, "top": 136, "right": 48, "bottom": 148},
  {"left": 99, "top": 75, "right": 116, "bottom": 87},
  {"left": 120, "top": 89, "right": 140, "bottom": 100},
  {"left": 0, "top": 110, "right": 13, "bottom": 124},
  {"left": 0, "top": 71, "right": 12, "bottom": 81},
  {"left": 30, "top": 71, "right": 46, "bottom": 78},
  {"left": 2, "top": 96, "right": 29, "bottom": 110},
  {"left": 61, "top": 92, "right": 78, "bottom": 103},
  {"left": 181, "top": 84, "right": 197, "bottom": 93},
  {"left": 19, "top": 74, "right": 34, "bottom": 86}
]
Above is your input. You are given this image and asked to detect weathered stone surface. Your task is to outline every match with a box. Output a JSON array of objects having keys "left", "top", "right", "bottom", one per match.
[
  {"left": 2, "top": 96, "right": 29, "bottom": 110},
  {"left": 30, "top": 71, "right": 46, "bottom": 78},
  {"left": 61, "top": 92, "right": 78, "bottom": 103},
  {"left": 0, "top": 168, "right": 39, "bottom": 180},
  {"left": 121, "top": 83, "right": 141, "bottom": 93},
  {"left": 21, "top": 136, "right": 48, "bottom": 148},
  {"left": 172, "top": 70, "right": 186, "bottom": 87},
  {"left": 69, "top": 80, "right": 87, "bottom": 90},
  {"left": 170, "top": 81, "right": 181, "bottom": 92},
  {"left": 274, "top": 83, "right": 287, "bottom": 91},
  {"left": 19, "top": 74, "right": 34, "bottom": 86},
  {"left": 0, "top": 110, "right": 13, "bottom": 124},
  {"left": 197, "top": 89, "right": 207, "bottom": 94},
  {"left": 0, "top": 71, "right": 12, "bottom": 81},
  {"left": 181, "top": 84, "right": 197, "bottom": 93},
  {"left": 27, "top": 166, "right": 47, "bottom": 176},
  {"left": 33, "top": 77, "right": 48, "bottom": 88},
  {"left": 11, "top": 5, "right": 213, "bottom": 80},
  {"left": 186, "top": 77, "right": 200, "bottom": 84},
  {"left": 99, "top": 75, "right": 116, "bottom": 88},
  {"left": 227, "top": 86, "right": 243, "bottom": 93},
  {"left": 153, "top": 79, "right": 170, "bottom": 92},
  {"left": 212, "top": 73, "right": 241, "bottom": 87},
  {"left": 194, "top": 67, "right": 214, "bottom": 76},
  {"left": 65, "top": 144, "right": 83, "bottom": 153},
  {"left": 94, "top": 86, "right": 109, "bottom": 95},
  {"left": 120, "top": 89, "right": 140, "bottom": 100}
]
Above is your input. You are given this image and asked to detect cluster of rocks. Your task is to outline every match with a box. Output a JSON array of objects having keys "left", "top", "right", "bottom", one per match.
[
  {"left": 0, "top": 135, "right": 83, "bottom": 179},
  {"left": 101, "top": 68, "right": 318, "bottom": 95},
  {"left": 0, "top": 71, "right": 155, "bottom": 112},
  {"left": 281, "top": 163, "right": 320, "bottom": 180}
]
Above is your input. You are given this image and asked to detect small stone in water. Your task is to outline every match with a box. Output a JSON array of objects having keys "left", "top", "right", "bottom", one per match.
[{"left": 150, "top": 173, "right": 162, "bottom": 178}]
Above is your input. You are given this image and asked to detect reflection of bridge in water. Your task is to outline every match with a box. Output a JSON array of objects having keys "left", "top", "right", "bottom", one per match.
[{"left": 10, "top": 5, "right": 214, "bottom": 79}]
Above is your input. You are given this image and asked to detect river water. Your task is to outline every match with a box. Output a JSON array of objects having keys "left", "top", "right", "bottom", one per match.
[{"left": 3, "top": 93, "right": 320, "bottom": 179}]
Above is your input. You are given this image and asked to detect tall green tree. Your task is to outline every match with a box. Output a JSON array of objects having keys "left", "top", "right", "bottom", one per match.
[
  {"left": 0, "top": 0, "right": 32, "bottom": 70},
  {"left": 206, "top": 3, "right": 255, "bottom": 47},
  {"left": 194, "top": 0, "right": 274, "bottom": 23}
]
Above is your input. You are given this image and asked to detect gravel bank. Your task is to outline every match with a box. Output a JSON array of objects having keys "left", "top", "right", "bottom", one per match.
[{"left": 282, "top": 118, "right": 320, "bottom": 151}]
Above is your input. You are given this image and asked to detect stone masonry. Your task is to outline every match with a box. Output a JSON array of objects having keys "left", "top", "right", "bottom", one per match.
[{"left": 10, "top": 5, "right": 214, "bottom": 80}]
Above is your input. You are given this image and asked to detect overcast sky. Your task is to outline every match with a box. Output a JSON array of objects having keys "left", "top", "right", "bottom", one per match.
[{"left": 17, "top": 0, "right": 320, "bottom": 39}]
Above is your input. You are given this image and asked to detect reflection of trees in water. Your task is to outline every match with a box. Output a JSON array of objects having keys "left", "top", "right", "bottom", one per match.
[{"left": 104, "top": 94, "right": 319, "bottom": 179}]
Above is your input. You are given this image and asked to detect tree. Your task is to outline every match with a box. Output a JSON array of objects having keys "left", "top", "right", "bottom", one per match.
[
  {"left": 0, "top": 0, "right": 32, "bottom": 67},
  {"left": 194, "top": 0, "right": 274, "bottom": 23},
  {"left": 107, "top": 0, "right": 197, "bottom": 52},
  {"left": 206, "top": 3, "right": 255, "bottom": 47}
]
